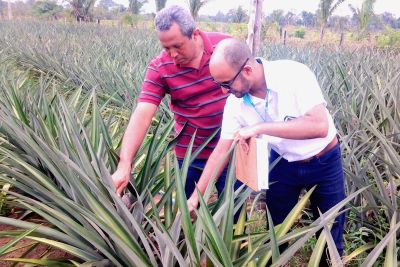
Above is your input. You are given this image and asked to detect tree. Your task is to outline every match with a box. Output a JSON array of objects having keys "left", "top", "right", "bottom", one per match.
[
  {"left": 283, "top": 11, "right": 297, "bottom": 26},
  {"left": 187, "top": 0, "right": 211, "bottom": 20},
  {"left": 328, "top": 15, "right": 351, "bottom": 32},
  {"left": 226, "top": 5, "right": 248, "bottom": 23},
  {"left": 33, "top": 0, "right": 63, "bottom": 19},
  {"left": 349, "top": 0, "right": 376, "bottom": 36},
  {"left": 317, "top": 0, "right": 346, "bottom": 42},
  {"left": 380, "top": 12, "right": 396, "bottom": 28},
  {"left": 211, "top": 10, "right": 226, "bottom": 22},
  {"left": 98, "top": 0, "right": 118, "bottom": 10},
  {"left": 155, "top": 0, "right": 167, "bottom": 12},
  {"left": 129, "top": 0, "right": 147, "bottom": 15},
  {"left": 68, "top": 0, "right": 97, "bottom": 21},
  {"left": 265, "top": 9, "right": 285, "bottom": 27},
  {"left": 0, "top": 0, "right": 5, "bottom": 18},
  {"left": 300, "top": 11, "right": 316, "bottom": 27},
  {"left": 7, "top": 0, "right": 12, "bottom": 19}
]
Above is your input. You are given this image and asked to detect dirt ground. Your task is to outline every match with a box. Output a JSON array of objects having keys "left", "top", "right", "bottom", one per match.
[{"left": 0, "top": 210, "right": 72, "bottom": 267}]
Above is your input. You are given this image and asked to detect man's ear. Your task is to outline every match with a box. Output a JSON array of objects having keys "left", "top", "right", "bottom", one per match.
[
  {"left": 192, "top": 28, "right": 200, "bottom": 39},
  {"left": 242, "top": 64, "right": 252, "bottom": 76}
]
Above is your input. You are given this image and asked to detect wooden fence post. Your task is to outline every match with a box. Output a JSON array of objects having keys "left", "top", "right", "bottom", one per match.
[
  {"left": 283, "top": 30, "right": 287, "bottom": 45},
  {"left": 339, "top": 32, "right": 344, "bottom": 46},
  {"left": 247, "top": 0, "right": 263, "bottom": 56}
]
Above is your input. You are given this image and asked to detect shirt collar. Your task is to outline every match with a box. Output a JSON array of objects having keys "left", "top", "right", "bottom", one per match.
[
  {"left": 199, "top": 30, "right": 213, "bottom": 55},
  {"left": 243, "top": 93, "right": 266, "bottom": 106}
]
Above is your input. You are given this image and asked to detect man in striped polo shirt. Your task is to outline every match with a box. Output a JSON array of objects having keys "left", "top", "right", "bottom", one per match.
[{"left": 112, "top": 5, "right": 242, "bottom": 203}]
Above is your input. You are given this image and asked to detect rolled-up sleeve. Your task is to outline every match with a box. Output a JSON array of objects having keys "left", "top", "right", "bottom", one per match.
[
  {"left": 138, "top": 59, "right": 167, "bottom": 106},
  {"left": 293, "top": 64, "right": 326, "bottom": 114},
  {"left": 220, "top": 96, "right": 242, "bottom": 140}
]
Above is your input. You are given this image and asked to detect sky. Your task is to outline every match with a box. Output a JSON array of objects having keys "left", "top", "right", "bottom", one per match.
[{"left": 115, "top": 0, "right": 400, "bottom": 17}]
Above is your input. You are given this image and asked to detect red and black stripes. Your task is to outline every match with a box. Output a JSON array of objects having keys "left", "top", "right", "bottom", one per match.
[{"left": 138, "top": 31, "right": 231, "bottom": 159}]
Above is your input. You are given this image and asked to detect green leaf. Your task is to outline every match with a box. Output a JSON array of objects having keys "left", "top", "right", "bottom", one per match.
[{"left": 0, "top": 227, "right": 37, "bottom": 255}]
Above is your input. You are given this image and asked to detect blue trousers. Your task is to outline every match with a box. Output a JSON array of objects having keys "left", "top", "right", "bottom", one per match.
[
  {"left": 266, "top": 143, "right": 345, "bottom": 255},
  {"left": 178, "top": 159, "right": 243, "bottom": 221}
]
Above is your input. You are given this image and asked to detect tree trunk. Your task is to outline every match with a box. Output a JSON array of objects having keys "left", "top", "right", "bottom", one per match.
[
  {"left": 247, "top": 0, "right": 263, "bottom": 56},
  {"left": 319, "top": 24, "right": 325, "bottom": 43},
  {"left": 339, "top": 32, "right": 344, "bottom": 46},
  {"left": 7, "top": 0, "right": 13, "bottom": 20}
]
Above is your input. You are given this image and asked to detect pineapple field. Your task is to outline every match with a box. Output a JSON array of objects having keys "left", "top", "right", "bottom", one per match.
[{"left": 0, "top": 20, "right": 399, "bottom": 266}]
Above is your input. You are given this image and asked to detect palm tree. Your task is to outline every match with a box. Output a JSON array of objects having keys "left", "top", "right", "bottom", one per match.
[
  {"left": 317, "top": 0, "right": 346, "bottom": 42},
  {"left": 187, "top": 0, "right": 210, "bottom": 20},
  {"left": 349, "top": 0, "right": 376, "bottom": 37},
  {"left": 129, "top": 0, "right": 147, "bottom": 14},
  {"left": 155, "top": 0, "right": 167, "bottom": 12}
]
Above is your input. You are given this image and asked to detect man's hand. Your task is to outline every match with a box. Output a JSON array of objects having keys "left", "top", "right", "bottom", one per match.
[
  {"left": 234, "top": 124, "right": 260, "bottom": 142},
  {"left": 187, "top": 192, "right": 199, "bottom": 213},
  {"left": 112, "top": 165, "right": 131, "bottom": 196},
  {"left": 112, "top": 102, "right": 158, "bottom": 196}
]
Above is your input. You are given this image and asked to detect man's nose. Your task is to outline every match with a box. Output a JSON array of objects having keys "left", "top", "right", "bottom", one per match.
[
  {"left": 221, "top": 87, "right": 229, "bottom": 94},
  {"left": 169, "top": 49, "right": 178, "bottom": 58}
]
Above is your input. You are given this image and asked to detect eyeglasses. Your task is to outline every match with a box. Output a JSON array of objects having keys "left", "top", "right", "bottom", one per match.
[{"left": 217, "top": 57, "right": 249, "bottom": 91}]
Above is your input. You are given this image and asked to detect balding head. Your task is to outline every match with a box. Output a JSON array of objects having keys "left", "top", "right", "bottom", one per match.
[
  {"left": 211, "top": 39, "right": 252, "bottom": 70},
  {"left": 210, "top": 39, "right": 253, "bottom": 86}
]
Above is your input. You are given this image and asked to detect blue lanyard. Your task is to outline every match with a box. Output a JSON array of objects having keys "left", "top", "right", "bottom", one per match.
[{"left": 243, "top": 91, "right": 269, "bottom": 122}]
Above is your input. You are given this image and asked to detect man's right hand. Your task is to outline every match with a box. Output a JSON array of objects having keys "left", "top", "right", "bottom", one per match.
[
  {"left": 112, "top": 102, "right": 158, "bottom": 196},
  {"left": 112, "top": 165, "right": 132, "bottom": 196},
  {"left": 187, "top": 192, "right": 199, "bottom": 213}
]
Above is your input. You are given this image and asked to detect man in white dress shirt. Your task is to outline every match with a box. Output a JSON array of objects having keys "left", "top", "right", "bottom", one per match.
[{"left": 187, "top": 38, "right": 345, "bottom": 263}]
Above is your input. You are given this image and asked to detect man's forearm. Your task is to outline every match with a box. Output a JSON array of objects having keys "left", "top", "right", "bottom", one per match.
[
  {"left": 117, "top": 103, "right": 157, "bottom": 168},
  {"left": 196, "top": 155, "right": 228, "bottom": 195},
  {"left": 246, "top": 104, "right": 329, "bottom": 140},
  {"left": 194, "top": 140, "right": 233, "bottom": 197},
  {"left": 118, "top": 120, "right": 148, "bottom": 166}
]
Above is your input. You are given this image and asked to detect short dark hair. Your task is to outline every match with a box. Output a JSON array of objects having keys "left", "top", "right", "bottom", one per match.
[{"left": 154, "top": 5, "right": 196, "bottom": 38}]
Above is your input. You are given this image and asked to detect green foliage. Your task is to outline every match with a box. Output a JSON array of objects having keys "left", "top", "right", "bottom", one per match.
[
  {"left": 122, "top": 13, "right": 132, "bottom": 25},
  {"left": 155, "top": 0, "right": 167, "bottom": 12},
  {"left": 0, "top": 0, "right": 6, "bottom": 17},
  {"left": 317, "top": 0, "right": 346, "bottom": 41},
  {"left": 224, "top": 22, "right": 248, "bottom": 39},
  {"left": 349, "top": 0, "right": 377, "bottom": 37},
  {"left": 265, "top": 9, "right": 285, "bottom": 26},
  {"left": 68, "top": 0, "right": 96, "bottom": 21},
  {"left": 98, "top": 0, "right": 118, "bottom": 10},
  {"left": 128, "top": 0, "right": 147, "bottom": 15},
  {"left": 294, "top": 28, "right": 306, "bottom": 39},
  {"left": 317, "top": 0, "right": 346, "bottom": 25},
  {"left": 32, "top": 0, "right": 63, "bottom": 19},
  {"left": 187, "top": 0, "right": 210, "bottom": 20},
  {"left": 227, "top": 5, "right": 248, "bottom": 23},
  {"left": 376, "top": 28, "right": 400, "bottom": 48},
  {"left": 0, "top": 21, "right": 400, "bottom": 266}
]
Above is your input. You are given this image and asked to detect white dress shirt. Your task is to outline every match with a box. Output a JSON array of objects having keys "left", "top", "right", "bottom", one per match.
[{"left": 220, "top": 58, "right": 337, "bottom": 162}]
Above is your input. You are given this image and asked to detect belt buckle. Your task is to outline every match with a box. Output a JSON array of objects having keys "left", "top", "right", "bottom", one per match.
[{"left": 300, "top": 156, "right": 314, "bottom": 163}]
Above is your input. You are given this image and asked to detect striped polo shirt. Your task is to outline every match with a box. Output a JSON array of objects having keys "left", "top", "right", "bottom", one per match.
[{"left": 138, "top": 31, "right": 230, "bottom": 159}]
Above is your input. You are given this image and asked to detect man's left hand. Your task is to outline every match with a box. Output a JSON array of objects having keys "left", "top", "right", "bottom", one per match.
[{"left": 234, "top": 125, "right": 259, "bottom": 142}]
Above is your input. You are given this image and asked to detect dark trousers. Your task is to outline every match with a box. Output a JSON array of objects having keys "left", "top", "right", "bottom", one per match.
[
  {"left": 178, "top": 159, "right": 243, "bottom": 221},
  {"left": 266, "top": 143, "right": 346, "bottom": 257}
]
